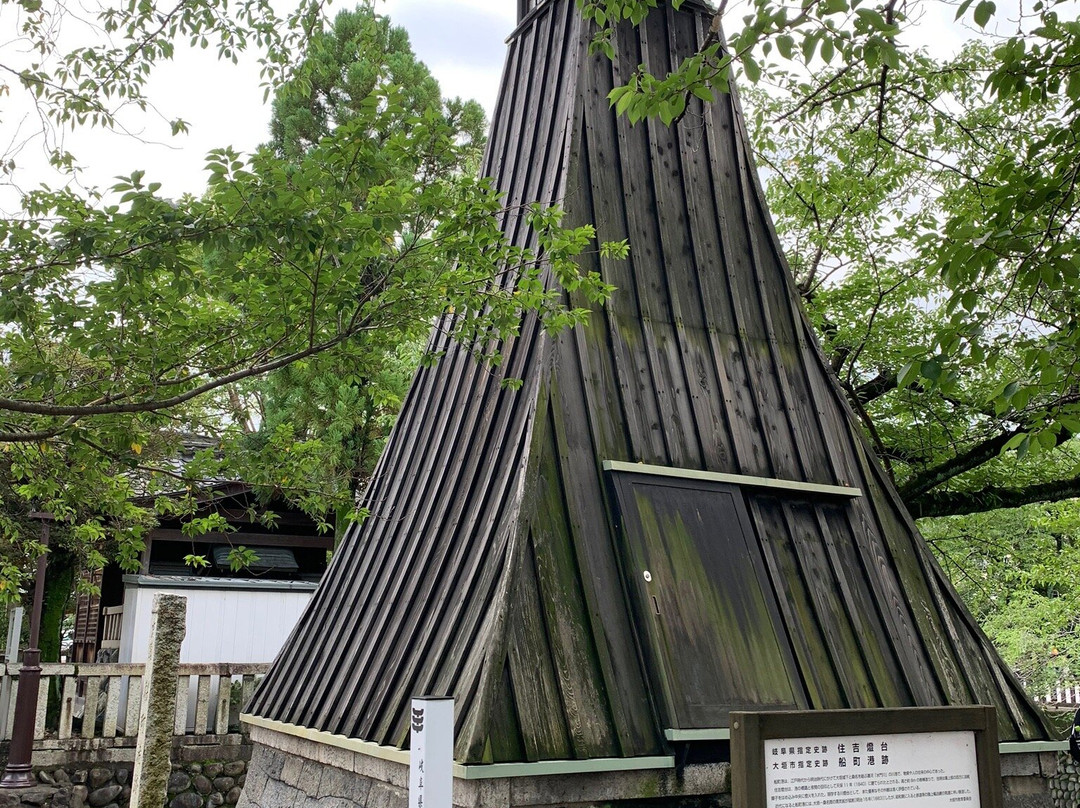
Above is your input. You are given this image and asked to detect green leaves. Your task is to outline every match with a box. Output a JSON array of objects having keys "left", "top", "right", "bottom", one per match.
[
  {"left": 591, "top": 0, "right": 913, "bottom": 129},
  {"left": 973, "top": 0, "right": 997, "bottom": 28},
  {"left": 922, "top": 501, "right": 1080, "bottom": 693},
  {"left": 742, "top": 55, "right": 762, "bottom": 84},
  {"left": 604, "top": 44, "right": 736, "bottom": 125},
  {"left": 8, "top": 0, "right": 324, "bottom": 140},
  {"left": 737, "top": 18, "right": 1080, "bottom": 520},
  {"left": 184, "top": 554, "right": 211, "bottom": 569},
  {"left": 0, "top": 1, "right": 628, "bottom": 593},
  {"left": 579, "top": 0, "right": 662, "bottom": 52},
  {"left": 227, "top": 546, "right": 259, "bottom": 572}
]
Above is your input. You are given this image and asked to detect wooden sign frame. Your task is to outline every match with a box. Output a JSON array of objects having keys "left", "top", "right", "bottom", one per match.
[{"left": 731, "top": 706, "right": 1002, "bottom": 808}]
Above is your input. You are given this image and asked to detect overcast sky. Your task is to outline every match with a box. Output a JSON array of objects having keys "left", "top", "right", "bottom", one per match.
[
  {"left": 0, "top": 0, "right": 1020, "bottom": 204},
  {"left": 1, "top": 1, "right": 517, "bottom": 205}
]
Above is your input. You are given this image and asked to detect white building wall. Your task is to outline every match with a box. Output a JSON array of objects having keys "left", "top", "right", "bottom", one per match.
[{"left": 118, "top": 576, "right": 316, "bottom": 664}]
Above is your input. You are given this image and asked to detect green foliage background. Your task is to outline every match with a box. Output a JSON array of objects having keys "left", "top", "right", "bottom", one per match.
[{"left": 921, "top": 504, "right": 1080, "bottom": 693}]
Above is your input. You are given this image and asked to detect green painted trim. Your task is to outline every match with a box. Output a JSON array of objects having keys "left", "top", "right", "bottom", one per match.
[
  {"left": 602, "top": 461, "right": 862, "bottom": 498},
  {"left": 240, "top": 713, "right": 411, "bottom": 765},
  {"left": 453, "top": 756, "right": 675, "bottom": 780},
  {"left": 665, "top": 728, "right": 731, "bottom": 741},
  {"left": 998, "top": 741, "right": 1069, "bottom": 754},
  {"left": 242, "top": 713, "right": 675, "bottom": 779}
]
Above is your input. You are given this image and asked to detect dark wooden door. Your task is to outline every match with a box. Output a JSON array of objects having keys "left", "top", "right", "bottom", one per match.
[{"left": 609, "top": 472, "right": 802, "bottom": 729}]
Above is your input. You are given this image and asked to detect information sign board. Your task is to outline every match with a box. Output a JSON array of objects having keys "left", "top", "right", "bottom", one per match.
[
  {"left": 765, "top": 730, "right": 978, "bottom": 806},
  {"left": 732, "top": 706, "right": 1001, "bottom": 808}
]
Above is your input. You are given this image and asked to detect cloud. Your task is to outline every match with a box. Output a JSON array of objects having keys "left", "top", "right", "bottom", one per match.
[
  {"left": 395, "top": 4, "right": 513, "bottom": 66},
  {"left": 380, "top": 1, "right": 516, "bottom": 113}
]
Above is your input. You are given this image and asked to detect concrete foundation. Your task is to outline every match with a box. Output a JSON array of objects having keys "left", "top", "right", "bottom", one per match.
[
  {"left": 239, "top": 725, "right": 1068, "bottom": 808},
  {"left": 999, "top": 750, "right": 1061, "bottom": 808},
  {"left": 238, "top": 725, "right": 731, "bottom": 808}
]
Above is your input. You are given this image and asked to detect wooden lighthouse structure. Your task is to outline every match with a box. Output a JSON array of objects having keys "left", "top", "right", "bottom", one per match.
[{"left": 239, "top": 1, "right": 1057, "bottom": 805}]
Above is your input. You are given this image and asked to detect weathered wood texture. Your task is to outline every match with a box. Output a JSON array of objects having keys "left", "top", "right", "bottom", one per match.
[
  {"left": 249, "top": 0, "right": 585, "bottom": 761},
  {"left": 247, "top": 0, "right": 1053, "bottom": 765}
]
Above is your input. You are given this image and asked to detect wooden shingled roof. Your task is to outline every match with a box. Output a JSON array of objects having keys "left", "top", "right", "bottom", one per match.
[{"left": 247, "top": 0, "right": 1055, "bottom": 763}]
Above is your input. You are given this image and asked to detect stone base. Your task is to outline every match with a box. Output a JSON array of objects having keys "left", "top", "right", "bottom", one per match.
[
  {"left": 239, "top": 726, "right": 731, "bottom": 808},
  {"left": 1001, "top": 751, "right": 1059, "bottom": 808},
  {"left": 11, "top": 754, "right": 250, "bottom": 808},
  {"left": 165, "top": 759, "right": 248, "bottom": 808},
  {"left": 7, "top": 766, "right": 128, "bottom": 808},
  {"left": 240, "top": 725, "right": 1077, "bottom": 808},
  {"left": 0, "top": 785, "right": 70, "bottom": 808}
]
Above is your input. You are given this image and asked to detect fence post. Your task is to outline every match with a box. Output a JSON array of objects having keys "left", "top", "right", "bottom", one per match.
[
  {"left": 130, "top": 594, "right": 186, "bottom": 808},
  {"left": 0, "top": 607, "right": 24, "bottom": 740},
  {"left": 4, "top": 607, "right": 23, "bottom": 665}
]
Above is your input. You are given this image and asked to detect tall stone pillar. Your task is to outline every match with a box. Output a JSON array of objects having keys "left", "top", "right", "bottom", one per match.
[{"left": 130, "top": 594, "right": 186, "bottom": 808}]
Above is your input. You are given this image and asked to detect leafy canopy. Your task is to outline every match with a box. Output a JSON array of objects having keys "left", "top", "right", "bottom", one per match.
[
  {"left": 0, "top": 0, "right": 621, "bottom": 600},
  {"left": 246, "top": 4, "right": 490, "bottom": 528},
  {"left": 922, "top": 502, "right": 1080, "bottom": 692}
]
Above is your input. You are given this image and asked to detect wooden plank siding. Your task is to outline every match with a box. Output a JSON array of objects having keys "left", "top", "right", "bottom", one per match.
[{"left": 247, "top": 0, "right": 1053, "bottom": 764}]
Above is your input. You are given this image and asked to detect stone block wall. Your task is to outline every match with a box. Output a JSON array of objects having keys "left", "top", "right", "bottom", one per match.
[
  {"left": 1050, "top": 752, "right": 1079, "bottom": 807},
  {"left": 239, "top": 724, "right": 732, "bottom": 808},
  {"left": 36, "top": 764, "right": 131, "bottom": 808},
  {"left": 164, "top": 759, "right": 247, "bottom": 808},
  {"left": 0, "top": 736, "right": 252, "bottom": 808},
  {"left": 1000, "top": 752, "right": 1060, "bottom": 808},
  {"left": 3, "top": 726, "right": 1070, "bottom": 808},
  {"left": 12, "top": 757, "right": 250, "bottom": 808}
]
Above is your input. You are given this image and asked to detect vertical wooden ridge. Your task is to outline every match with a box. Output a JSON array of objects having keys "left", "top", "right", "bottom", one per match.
[{"left": 247, "top": 1, "right": 583, "bottom": 753}]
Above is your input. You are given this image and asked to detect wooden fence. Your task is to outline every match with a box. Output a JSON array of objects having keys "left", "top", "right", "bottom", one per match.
[
  {"left": 1036, "top": 684, "right": 1080, "bottom": 709},
  {"left": 0, "top": 661, "right": 268, "bottom": 751}
]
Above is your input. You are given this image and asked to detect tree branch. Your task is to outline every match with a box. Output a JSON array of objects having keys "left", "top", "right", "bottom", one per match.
[
  {"left": 0, "top": 416, "right": 82, "bottom": 444},
  {"left": 899, "top": 423, "right": 1074, "bottom": 501},
  {"left": 907, "top": 475, "right": 1080, "bottom": 518},
  {"left": 852, "top": 370, "right": 898, "bottom": 404},
  {"left": 0, "top": 325, "right": 369, "bottom": 419}
]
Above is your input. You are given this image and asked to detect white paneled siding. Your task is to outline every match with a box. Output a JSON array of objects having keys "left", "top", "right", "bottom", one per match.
[{"left": 119, "top": 576, "right": 318, "bottom": 664}]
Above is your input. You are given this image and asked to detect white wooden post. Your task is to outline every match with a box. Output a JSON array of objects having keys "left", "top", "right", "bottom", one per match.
[
  {"left": 0, "top": 607, "right": 23, "bottom": 739},
  {"left": 4, "top": 608, "right": 22, "bottom": 664},
  {"left": 409, "top": 697, "right": 453, "bottom": 808}
]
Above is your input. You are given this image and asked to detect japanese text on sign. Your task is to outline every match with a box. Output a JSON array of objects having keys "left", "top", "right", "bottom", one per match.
[{"left": 764, "top": 730, "right": 979, "bottom": 808}]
